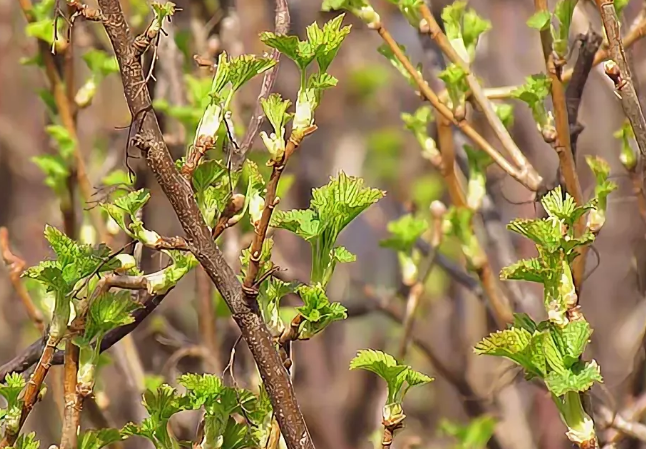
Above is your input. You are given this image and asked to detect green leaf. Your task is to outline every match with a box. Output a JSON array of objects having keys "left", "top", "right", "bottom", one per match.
[
  {"left": 545, "top": 361, "right": 603, "bottom": 396},
  {"left": 307, "top": 14, "right": 351, "bottom": 72},
  {"left": 78, "top": 429, "right": 124, "bottom": 449},
  {"left": 439, "top": 415, "right": 497, "bottom": 449},
  {"left": 261, "top": 94, "right": 292, "bottom": 138},
  {"left": 260, "top": 33, "right": 315, "bottom": 72},
  {"left": 513, "top": 313, "right": 538, "bottom": 333},
  {"left": 143, "top": 383, "right": 185, "bottom": 424},
  {"left": 616, "top": 0, "right": 631, "bottom": 16},
  {"left": 179, "top": 373, "right": 224, "bottom": 409},
  {"left": 258, "top": 277, "right": 299, "bottom": 336},
  {"left": 10, "top": 432, "right": 41, "bottom": 449},
  {"left": 378, "top": 43, "right": 422, "bottom": 88},
  {"left": 46, "top": 125, "right": 76, "bottom": 160},
  {"left": 494, "top": 103, "right": 514, "bottom": 129},
  {"left": 144, "top": 251, "right": 198, "bottom": 295},
  {"left": 511, "top": 74, "right": 551, "bottom": 126},
  {"left": 438, "top": 64, "right": 468, "bottom": 109},
  {"left": 553, "top": 0, "right": 576, "bottom": 57},
  {"left": 380, "top": 214, "right": 428, "bottom": 254},
  {"left": 507, "top": 218, "right": 562, "bottom": 252},
  {"left": 500, "top": 257, "right": 546, "bottom": 283},
  {"left": 85, "top": 291, "right": 139, "bottom": 342},
  {"left": 474, "top": 327, "right": 546, "bottom": 378},
  {"left": 550, "top": 321, "right": 593, "bottom": 367},
  {"left": 227, "top": 54, "right": 277, "bottom": 91},
  {"left": 272, "top": 172, "right": 384, "bottom": 285},
  {"left": 441, "top": 1, "right": 490, "bottom": 63},
  {"left": 82, "top": 49, "right": 119, "bottom": 78},
  {"left": 349, "top": 349, "right": 432, "bottom": 404},
  {"left": 193, "top": 160, "right": 226, "bottom": 193},
  {"left": 527, "top": 10, "right": 551, "bottom": 30},
  {"left": 331, "top": 246, "right": 356, "bottom": 264},
  {"left": 25, "top": 19, "right": 56, "bottom": 44},
  {"left": 0, "top": 373, "right": 26, "bottom": 409},
  {"left": 102, "top": 169, "right": 134, "bottom": 187},
  {"left": 114, "top": 189, "right": 151, "bottom": 216},
  {"left": 296, "top": 284, "right": 347, "bottom": 338},
  {"left": 32, "top": 154, "right": 69, "bottom": 196}
]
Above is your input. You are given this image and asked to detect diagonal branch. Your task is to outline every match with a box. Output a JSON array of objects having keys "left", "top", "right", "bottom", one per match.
[
  {"left": 418, "top": 4, "right": 541, "bottom": 191},
  {"left": 595, "top": 0, "right": 646, "bottom": 158},
  {"left": 95, "top": 1, "right": 313, "bottom": 448}
]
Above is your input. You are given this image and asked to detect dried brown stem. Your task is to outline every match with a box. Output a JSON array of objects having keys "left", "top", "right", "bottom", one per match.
[
  {"left": 374, "top": 22, "right": 540, "bottom": 192},
  {"left": 596, "top": 0, "right": 646, "bottom": 157},
  {"left": 0, "top": 228, "right": 45, "bottom": 333},
  {"left": 418, "top": 5, "right": 541, "bottom": 189},
  {"left": 597, "top": 404, "right": 646, "bottom": 442},
  {"left": 0, "top": 335, "right": 61, "bottom": 447},
  {"left": 60, "top": 339, "right": 81, "bottom": 449},
  {"left": 97, "top": 0, "right": 313, "bottom": 447}
]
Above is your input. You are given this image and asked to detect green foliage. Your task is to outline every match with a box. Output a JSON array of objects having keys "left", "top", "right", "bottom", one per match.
[
  {"left": 76, "top": 50, "right": 120, "bottom": 107},
  {"left": 443, "top": 207, "right": 484, "bottom": 270},
  {"left": 9, "top": 432, "right": 41, "bottom": 449},
  {"left": 271, "top": 172, "right": 384, "bottom": 285},
  {"left": 441, "top": 1, "right": 491, "bottom": 64},
  {"left": 258, "top": 277, "right": 299, "bottom": 336},
  {"left": 122, "top": 384, "right": 185, "bottom": 449},
  {"left": 402, "top": 106, "right": 440, "bottom": 162},
  {"left": 78, "top": 429, "right": 125, "bottom": 449},
  {"left": 615, "top": 0, "right": 631, "bottom": 16},
  {"left": 585, "top": 156, "right": 617, "bottom": 232},
  {"left": 464, "top": 145, "right": 491, "bottom": 211},
  {"left": 296, "top": 284, "right": 347, "bottom": 338},
  {"left": 614, "top": 119, "right": 638, "bottom": 170},
  {"left": 384, "top": 0, "right": 423, "bottom": 27},
  {"left": 179, "top": 374, "right": 272, "bottom": 448},
  {"left": 439, "top": 415, "right": 497, "bottom": 449},
  {"left": 378, "top": 43, "right": 422, "bottom": 89},
  {"left": 494, "top": 103, "right": 515, "bottom": 129},
  {"left": 24, "top": 0, "right": 64, "bottom": 46},
  {"left": 511, "top": 75, "right": 552, "bottom": 129},
  {"left": 23, "top": 226, "right": 119, "bottom": 337},
  {"left": 32, "top": 125, "right": 76, "bottom": 199},
  {"left": 259, "top": 94, "right": 293, "bottom": 161},
  {"left": 527, "top": 1, "right": 576, "bottom": 58},
  {"left": 350, "top": 349, "right": 432, "bottom": 422},
  {"left": 0, "top": 373, "right": 26, "bottom": 436},
  {"left": 439, "top": 64, "right": 468, "bottom": 111},
  {"left": 380, "top": 214, "right": 427, "bottom": 284}
]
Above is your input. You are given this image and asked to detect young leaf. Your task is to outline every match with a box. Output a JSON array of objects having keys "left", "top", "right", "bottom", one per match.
[
  {"left": 464, "top": 145, "right": 491, "bottom": 210},
  {"left": 380, "top": 214, "right": 428, "bottom": 254},
  {"left": 474, "top": 327, "right": 546, "bottom": 378},
  {"left": 296, "top": 284, "right": 347, "bottom": 338},
  {"left": 500, "top": 257, "right": 546, "bottom": 283},
  {"left": 377, "top": 43, "right": 422, "bottom": 88},
  {"left": 306, "top": 14, "right": 352, "bottom": 72},
  {"left": 78, "top": 428, "right": 125, "bottom": 449},
  {"left": 260, "top": 94, "right": 292, "bottom": 161},
  {"left": 511, "top": 74, "right": 551, "bottom": 127},
  {"left": 260, "top": 33, "right": 315, "bottom": 72},
  {"left": 553, "top": 0, "right": 576, "bottom": 58},
  {"left": 442, "top": 1, "right": 491, "bottom": 63},
  {"left": 258, "top": 278, "right": 299, "bottom": 336},
  {"left": 227, "top": 55, "right": 277, "bottom": 91},
  {"left": 545, "top": 361, "right": 603, "bottom": 396},
  {"left": 82, "top": 49, "right": 119, "bottom": 78},
  {"left": 438, "top": 64, "right": 468, "bottom": 110},
  {"left": 350, "top": 349, "right": 432, "bottom": 405},
  {"left": 85, "top": 291, "right": 139, "bottom": 342},
  {"left": 10, "top": 432, "right": 41, "bottom": 449},
  {"left": 527, "top": 11, "right": 551, "bottom": 30}
]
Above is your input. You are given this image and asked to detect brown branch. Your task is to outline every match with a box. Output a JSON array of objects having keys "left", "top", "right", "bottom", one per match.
[
  {"left": 597, "top": 404, "right": 646, "bottom": 442},
  {"left": 242, "top": 127, "right": 315, "bottom": 296},
  {"left": 597, "top": 0, "right": 646, "bottom": 156},
  {"left": 60, "top": 340, "right": 81, "bottom": 449},
  {"left": 0, "top": 228, "right": 45, "bottom": 333},
  {"left": 230, "top": 0, "right": 289, "bottom": 172},
  {"left": 374, "top": 20, "right": 541, "bottom": 192},
  {"left": 534, "top": 0, "right": 586, "bottom": 292},
  {"left": 418, "top": 4, "right": 541, "bottom": 190},
  {"left": 96, "top": 1, "right": 313, "bottom": 447}
]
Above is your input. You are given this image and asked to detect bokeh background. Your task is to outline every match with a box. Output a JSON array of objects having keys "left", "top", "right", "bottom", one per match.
[{"left": 2, "top": 0, "right": 646, "bottom": 448}]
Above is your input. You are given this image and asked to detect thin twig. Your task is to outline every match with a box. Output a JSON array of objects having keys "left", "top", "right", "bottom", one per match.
[
  {"left": 0, "top": 228, "right": 45, "bottom": 333},
  {"left": 230, "top": 0, "right": 289, "bottom": 171},
  {"left": 373, "top": 19, "right": 541, "bottom": 192},
  {"left": 418, "top": 5, "right": 541, "bottom": 190},
  {"left": 196, "top": 266, "right": 220, "bottom": 372},
  {"left": 534, "top": 0, "right": 586, "bottom": 292},
  {"left": 97, "top": 0, "right": 314, "bottom": 446},
  {"left": 596, "top": 0, "right": 646, "bottom": 157}
]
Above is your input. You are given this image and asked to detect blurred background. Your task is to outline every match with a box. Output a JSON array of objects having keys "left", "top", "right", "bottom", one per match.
[{"left": 2, "top": 0, "right": 646, "bottom": 448}]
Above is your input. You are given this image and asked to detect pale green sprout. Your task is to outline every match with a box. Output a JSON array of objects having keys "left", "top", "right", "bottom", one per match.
[
  {"left": 259, "top": 94, "right": 293, "bottom": 162},
  {"left": 511, "top": 75, "right": 553, "bottom": 135},
  {"left": 526, "top": 0, "right": 577, "bottom": 59},
  {"left": 443, "top": 207, "right": 486, "bottom": 270},
  {"left": 0, "top": 373, "right": 26, "bottom": 436},
  {"left": 401, "top": 106, "right": 440, "bottom": 163},
  {"left": 584, "top": 156, "right": 617, "bottom": 233},
  {"left": 350, "top": 349, "right": 432, "bottom": 425},
  {"left": 321, "top": 0, "right": 381, "bottom": 28},
  {"left": 441, "top": 1, "right": 491, "bottom": 64},
  {"left": 614, "top": 120, "right": 638, "bottom": 171},
  {"left": 380, "top": 214, "right": 428, "bottom": 285},
  {"left": 464, "top": 145, "right": 492, "bottom": 211},
  {"left": 75, "top": 50, "right": 120, "bottom": 108}
]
